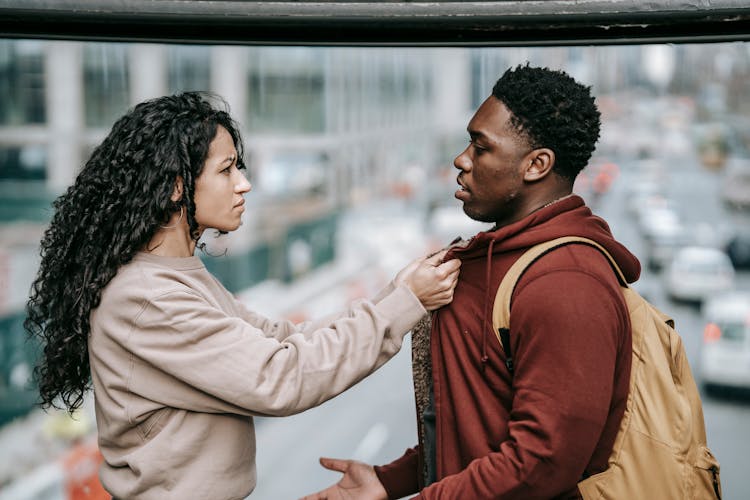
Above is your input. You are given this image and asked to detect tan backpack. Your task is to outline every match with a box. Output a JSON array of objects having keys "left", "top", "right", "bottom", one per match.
[{"left": 492, "top": 236, "right": 722, "bottom": 500}]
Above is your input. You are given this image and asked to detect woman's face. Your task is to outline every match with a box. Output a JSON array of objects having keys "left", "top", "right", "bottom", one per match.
[{"left": 193, "top": 126, "right": 251, "bottom": 233}]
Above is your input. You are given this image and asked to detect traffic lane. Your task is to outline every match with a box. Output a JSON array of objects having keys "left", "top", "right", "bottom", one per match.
[
  {"left": 598, "top": 155, "right": 750, "bottom": 500},
  {"left": 252, "top": 340, "right": 417, "bottom": 499}
]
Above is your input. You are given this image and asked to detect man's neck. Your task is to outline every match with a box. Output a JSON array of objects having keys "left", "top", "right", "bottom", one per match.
[
  {"left": 532, "top": 193, "right": 575, "bottom": 213},
  {"left": 491, "top": 193, "right": 574, "bottom": 231}
]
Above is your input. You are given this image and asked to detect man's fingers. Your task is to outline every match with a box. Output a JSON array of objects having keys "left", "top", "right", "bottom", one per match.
[
  {"left": 319, "top": 456, "right": 349, "bottom": 473},
  {"left": 299, "top": 492, "right": 326, "bottom": 500}
]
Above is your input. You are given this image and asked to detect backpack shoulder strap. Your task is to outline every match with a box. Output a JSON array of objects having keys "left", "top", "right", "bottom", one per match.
[{"left": 491, "top": 236, "right": 628, "bottom": 368}]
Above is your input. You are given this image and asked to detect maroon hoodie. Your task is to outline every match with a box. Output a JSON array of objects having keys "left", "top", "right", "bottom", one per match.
[{"left": 376, "top": 195, "right": 640, "bottom": 499}]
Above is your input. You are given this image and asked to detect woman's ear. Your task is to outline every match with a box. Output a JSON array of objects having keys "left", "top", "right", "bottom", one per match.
[
  {"left": 171, "top": 177, "right": 184, "bottom": 202},
  {"left": 524, "top": 148, "right": 556, "bottom": 181}
]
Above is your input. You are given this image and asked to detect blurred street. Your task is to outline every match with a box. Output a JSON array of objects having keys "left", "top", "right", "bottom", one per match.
[
  {"left": 2, "top": 40, "right": 750, "bottom": 499},
  {"left": 2, "top": 147, "right": 748, "bottom": 500}
]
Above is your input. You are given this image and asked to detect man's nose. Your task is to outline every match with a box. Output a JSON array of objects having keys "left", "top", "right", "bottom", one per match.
[{"left": 454, "top": 148, "right": 471, "bottom": 171}]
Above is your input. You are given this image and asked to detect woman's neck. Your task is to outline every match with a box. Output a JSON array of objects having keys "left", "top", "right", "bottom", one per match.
[{"left": 143, "top": 219, "right": 200, "bottom": 257}]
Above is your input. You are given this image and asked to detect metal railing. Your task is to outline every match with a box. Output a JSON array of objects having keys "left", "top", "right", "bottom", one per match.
[{"left": 1, "top": 0, "right": 749, "bottom": 46}]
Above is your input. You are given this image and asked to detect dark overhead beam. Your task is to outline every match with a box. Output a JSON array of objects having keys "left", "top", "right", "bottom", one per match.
[{"left": 1, "top": 0, "right": 749, "bottom": 46}]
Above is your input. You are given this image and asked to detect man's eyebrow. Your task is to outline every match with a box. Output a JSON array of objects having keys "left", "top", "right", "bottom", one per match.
[{"left": 468, "top": 130, "right": 488, "bottom": 141}]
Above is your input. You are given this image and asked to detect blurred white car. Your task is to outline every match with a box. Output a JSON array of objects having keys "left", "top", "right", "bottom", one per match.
[
  {"left": 663, "top": 247, "right": 735, "bottom": 303},
  {"left": 626, "top": 184, "right": 665, "bottom": 217},
  {"left": 643, "top": 218, "right": 692, "bottom": 271},
  {"left": 721, "top": 160, "right": 750, "bottom": 210},
  {"left": 637, "top": 205, "right": 681, "bottom": 239},
  {"left": 700, "top": 291, "right": 750, "bottom": 391}
]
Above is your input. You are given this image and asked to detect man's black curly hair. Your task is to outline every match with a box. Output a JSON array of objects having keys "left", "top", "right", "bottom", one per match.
[
  {"left": 25, "top": 92, "right": 245, "bottom": 413},
  {"left": 492, "top": 64, "right": 601, "bottom": 181}
]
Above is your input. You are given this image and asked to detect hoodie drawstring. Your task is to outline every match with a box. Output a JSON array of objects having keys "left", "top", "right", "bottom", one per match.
[{"left": 481, "top": 239, "right": 495, "bottom": 372}]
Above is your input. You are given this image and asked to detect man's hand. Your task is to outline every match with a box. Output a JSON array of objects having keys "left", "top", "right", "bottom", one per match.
[{"left": 299, "top": 457, "right": 388, "bottom": 500}]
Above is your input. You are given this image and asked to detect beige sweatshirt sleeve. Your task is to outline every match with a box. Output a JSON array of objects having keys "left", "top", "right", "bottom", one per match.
[
  {"left": 123, "top": 283, "right": 423, "bottom": 417},
  {"left": 236, "top": 280, "right": 399, "bottom": 342}
]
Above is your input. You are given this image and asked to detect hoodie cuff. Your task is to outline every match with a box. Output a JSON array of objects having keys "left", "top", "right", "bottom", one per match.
[{"left": 374, "top": 447, "right": 421, "bottom": 499}]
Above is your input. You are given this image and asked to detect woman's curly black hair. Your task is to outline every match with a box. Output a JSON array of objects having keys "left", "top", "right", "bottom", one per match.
[
  {"left": 25, "top": 91, "right": 245, "bottom": 412},
  {"left": 492, "top": 64, "right": 601, "bottom": 181}
]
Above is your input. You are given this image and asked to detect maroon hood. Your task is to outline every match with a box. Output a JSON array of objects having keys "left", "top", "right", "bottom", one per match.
[{"left": 446, "top": 194, "right": 641, "bottom": 284}]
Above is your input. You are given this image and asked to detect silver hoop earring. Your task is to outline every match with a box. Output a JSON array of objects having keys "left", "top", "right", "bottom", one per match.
[{"left": 160, "top": 206, "right": 184, "bottom": 229}]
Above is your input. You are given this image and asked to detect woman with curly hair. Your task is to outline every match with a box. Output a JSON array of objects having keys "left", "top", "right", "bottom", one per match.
[{"left": 25, "top": 92, "right": 460, "bottom": 499}]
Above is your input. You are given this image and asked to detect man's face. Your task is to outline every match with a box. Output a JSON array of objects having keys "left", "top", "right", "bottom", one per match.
[{"left": 454, "top": 96, "right": 532, "bottom": 225}]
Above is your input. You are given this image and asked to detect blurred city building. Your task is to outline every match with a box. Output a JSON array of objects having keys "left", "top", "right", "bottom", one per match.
[{"left": 2, "top": 39, "right": 750, "bottom": 496}]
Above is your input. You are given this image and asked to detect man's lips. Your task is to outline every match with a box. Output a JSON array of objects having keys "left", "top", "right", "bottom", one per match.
[{"left": 455, "top": 177, "right": 470, "bottom": 200}]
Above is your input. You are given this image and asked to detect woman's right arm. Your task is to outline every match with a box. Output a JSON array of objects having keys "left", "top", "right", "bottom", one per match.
[
  {"left": 122, "top": 254, "right": 459, "bottom": 417},
  {"left": 237, "top": 251, "right": 459, "bottom": 342},
  {"left": 126, "top": 284, "right": 419, "bottom": 416}
]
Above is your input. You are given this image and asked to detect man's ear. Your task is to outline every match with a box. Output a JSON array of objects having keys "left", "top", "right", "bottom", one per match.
[
  {"left": 523, "top": 148, "right": 556, "bottom": 181},
  {"left": 171, "top": 177, "right": 184, "bottom": 202}
]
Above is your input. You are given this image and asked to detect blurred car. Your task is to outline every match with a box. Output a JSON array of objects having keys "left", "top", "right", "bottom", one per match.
[
  {"left": 721, "top": 160, "right": 750, "bottom": 210},
  {"left": 643, "top": 219, "right": 692, "bottom": 271},
  {"left": 700, "top": 291, "right": 750, "bottom": 392},
  {"left": 625, "top": 180, "right": 663, "bottom": 217},
  {"left": 637, "top": 205, "right": 680, "bottom": 240},
  {"left": 663, "top": 247, "right": 735, "bottom": 303},
  {"left": 725, "top": 231, "right": 750, "bottom": 270}
]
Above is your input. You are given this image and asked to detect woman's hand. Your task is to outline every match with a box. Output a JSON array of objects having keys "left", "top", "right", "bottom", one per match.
[{"left": 395, "top": 250, "right": 461, "bottom": 311}]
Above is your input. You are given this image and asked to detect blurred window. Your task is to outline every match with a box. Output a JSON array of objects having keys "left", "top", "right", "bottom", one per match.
[
  {"left": 717, "top": 321, "right": 747, "bottom": 342},
  {"left": 0, "top": 146, "right": 46, "bottom": 181},
  {"left": 257, "top": 151, "right": 328, "bottom": 198},
  {"left": 0, "top": 40, "right": 45, "bottom": 125},
  {"left": 248, "top": 48, "right": 325, "bottom": 133},
  {"left": 689, "top": 260, "right": 728, "bottom": 274},
  {"left": 0, "top": 146, "right": 50, "bottom": 223},
  {"left": 167, "top": 45, "right": 211, "bottom": 94},
  {"left": 83, "top": 43, "right": 129, "bottom": 127}
]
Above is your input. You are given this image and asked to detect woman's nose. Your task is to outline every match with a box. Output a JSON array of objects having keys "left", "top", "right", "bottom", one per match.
[{"left": 236, "top": 175, "right": 252, "bottom": 193}]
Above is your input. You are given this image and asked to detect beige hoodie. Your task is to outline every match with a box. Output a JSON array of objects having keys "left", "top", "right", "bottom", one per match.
[{"left": 88, "top": 252, "right": 425, "bottom": 499}]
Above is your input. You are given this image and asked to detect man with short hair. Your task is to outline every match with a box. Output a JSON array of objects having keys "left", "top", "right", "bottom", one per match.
[{"left": 304, "top": 64, "right": 640, "bottom": 499}]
